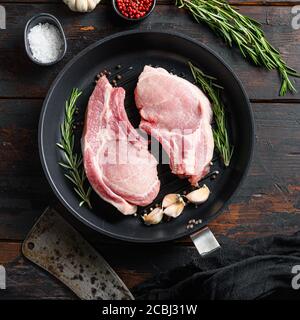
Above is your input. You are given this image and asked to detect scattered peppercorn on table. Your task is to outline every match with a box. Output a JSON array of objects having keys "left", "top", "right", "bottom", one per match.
[{"left": 0, "top": 0, "right": 299, "bottom": 299}]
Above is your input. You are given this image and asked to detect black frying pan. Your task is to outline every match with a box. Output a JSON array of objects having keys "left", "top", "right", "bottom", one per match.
[{"left": 39, "top": 31, "right": 254, "bottom": 243}]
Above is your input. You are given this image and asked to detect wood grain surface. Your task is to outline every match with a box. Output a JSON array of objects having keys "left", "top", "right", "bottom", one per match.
[{"left": 0, "top": 0, "right": 299, "bottom": 299}]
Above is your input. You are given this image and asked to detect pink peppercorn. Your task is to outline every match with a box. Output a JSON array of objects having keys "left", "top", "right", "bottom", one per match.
[{"left": 117, "top": 0, "right": 154, "bottom": 19}]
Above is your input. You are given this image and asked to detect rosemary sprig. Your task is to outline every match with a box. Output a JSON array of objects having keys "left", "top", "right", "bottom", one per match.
[
  {"left": 56, "top": 88, "right": 92, "bottom": 208},
  {"left": 177, "top": 0, "right": 300, "bottom": 96},
  {"left": 189, "top": 62, "right": 233, "bottom": 166}
]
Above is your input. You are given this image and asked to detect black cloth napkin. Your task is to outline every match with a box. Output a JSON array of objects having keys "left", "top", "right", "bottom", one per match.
[{"left": 133, "top": 232, "right": 300, "bottom": 300}]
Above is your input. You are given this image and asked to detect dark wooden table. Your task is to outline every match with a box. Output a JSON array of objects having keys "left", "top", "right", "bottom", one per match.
[{"left": 0, "top": 0, "right": 299, "bottom": 299}]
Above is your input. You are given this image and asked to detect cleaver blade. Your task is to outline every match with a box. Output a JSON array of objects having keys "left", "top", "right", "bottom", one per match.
[{"left": 22, "top": 207, "right": 134, "bottom": 300}]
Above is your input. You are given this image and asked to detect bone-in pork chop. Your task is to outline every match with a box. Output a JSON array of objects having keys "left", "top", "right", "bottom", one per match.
[
  {"left": 82, "top": 76, "right": 160, "bottom": 215},
  {"left": 135, "top": 66, "right": 214, "bottom": 186}
]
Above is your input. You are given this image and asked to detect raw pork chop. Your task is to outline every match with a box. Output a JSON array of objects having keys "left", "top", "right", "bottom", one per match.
[
  {"left": 135, "top": 66, "right": 214, "bottom": 186},
  {"left": 82, "top": 76, "right": 160, "bottom": 215}
]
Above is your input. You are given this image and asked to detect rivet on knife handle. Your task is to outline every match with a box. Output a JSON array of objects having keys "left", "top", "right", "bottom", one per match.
[
  {"left": 190, "top": 227, "right": 220, "bottom": 257},
  {"left": 22, "top": 207, "right": 134, "bottom": 300}
]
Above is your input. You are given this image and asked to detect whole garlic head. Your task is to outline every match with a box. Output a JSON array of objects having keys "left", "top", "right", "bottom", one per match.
[{"left": 63, "top": 0, "right": 101, "bottom": 12}]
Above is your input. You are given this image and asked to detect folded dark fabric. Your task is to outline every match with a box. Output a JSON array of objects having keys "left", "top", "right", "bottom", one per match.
[{"left": 133, "top": 232, "right": 300, "bottom": 300}]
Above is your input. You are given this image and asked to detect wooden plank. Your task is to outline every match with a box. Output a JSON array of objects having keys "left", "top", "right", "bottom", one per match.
[
  {"left": 0, "top": 98, "right": 299, "bottom": 243},
  {"left": 0, "top": 246, "right": 77, "bottom": 299},
  {"left": 0, "top": 99, "right": 56, "bottom": 241},
  {"left": 0, "top": 242, "right": 20, "bottom": 264},
  {"left": 0, "top": 5, "right": 299, "bottom": 99},
  {"left": 1, "top": 0, "right": 300, "bottom": 4},
  {"left": 209, "top": 102, "right": 300, "bottom": 240}
]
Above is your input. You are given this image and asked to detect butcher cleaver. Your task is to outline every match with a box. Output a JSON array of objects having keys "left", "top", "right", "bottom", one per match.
[{"left": 22, "top": 207, "right": 134, "bottom": 300}]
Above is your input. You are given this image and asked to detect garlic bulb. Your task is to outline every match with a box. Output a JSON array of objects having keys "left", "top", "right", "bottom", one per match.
[
  {"left": 186, "top": 185, "right": 210, "bottom": 204},
  {"left": 63, "top": 0, "right": 101, "bottom": 12},
  {"left": 142, "top": 207, "right": 164, "bottom": 225}
]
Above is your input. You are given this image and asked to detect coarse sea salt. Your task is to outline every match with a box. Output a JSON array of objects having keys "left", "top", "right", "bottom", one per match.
[{"left": 28, "top": 22, "right": 63, "bottom": 64}]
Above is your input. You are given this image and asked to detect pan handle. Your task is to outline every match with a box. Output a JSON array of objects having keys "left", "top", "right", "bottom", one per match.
[{"left": 190, "top": 227, "right": 220, "bottom": 256}]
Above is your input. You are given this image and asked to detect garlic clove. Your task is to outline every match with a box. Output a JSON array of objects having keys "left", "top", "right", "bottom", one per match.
[
  {"left": 186, "top": 184, "right": 210, "bottom": 204},
  {"left": 163, "top": 201, "right": 185, "bottom": 218},
  {"left": 142, "top": 207, "right": 164, "bottom": 225},
  {"left": 162, "top": 193, "right": 180, "bottom": 208}
]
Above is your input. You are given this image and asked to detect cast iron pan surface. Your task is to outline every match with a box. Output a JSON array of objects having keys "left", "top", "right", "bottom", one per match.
[{"left": 39, "top": 31, "right": 254, "bottom": 243}]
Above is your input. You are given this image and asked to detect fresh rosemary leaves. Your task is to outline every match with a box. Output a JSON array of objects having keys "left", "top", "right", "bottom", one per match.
[
  {"left": 177, "top": 0, "right": 299, "bottom": 96},
  {"left": 189, "top": 62, "right": 233, "bottom": 166},
  {"left": 56, "top": 89, "right": 92, "bottom": 208}
]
